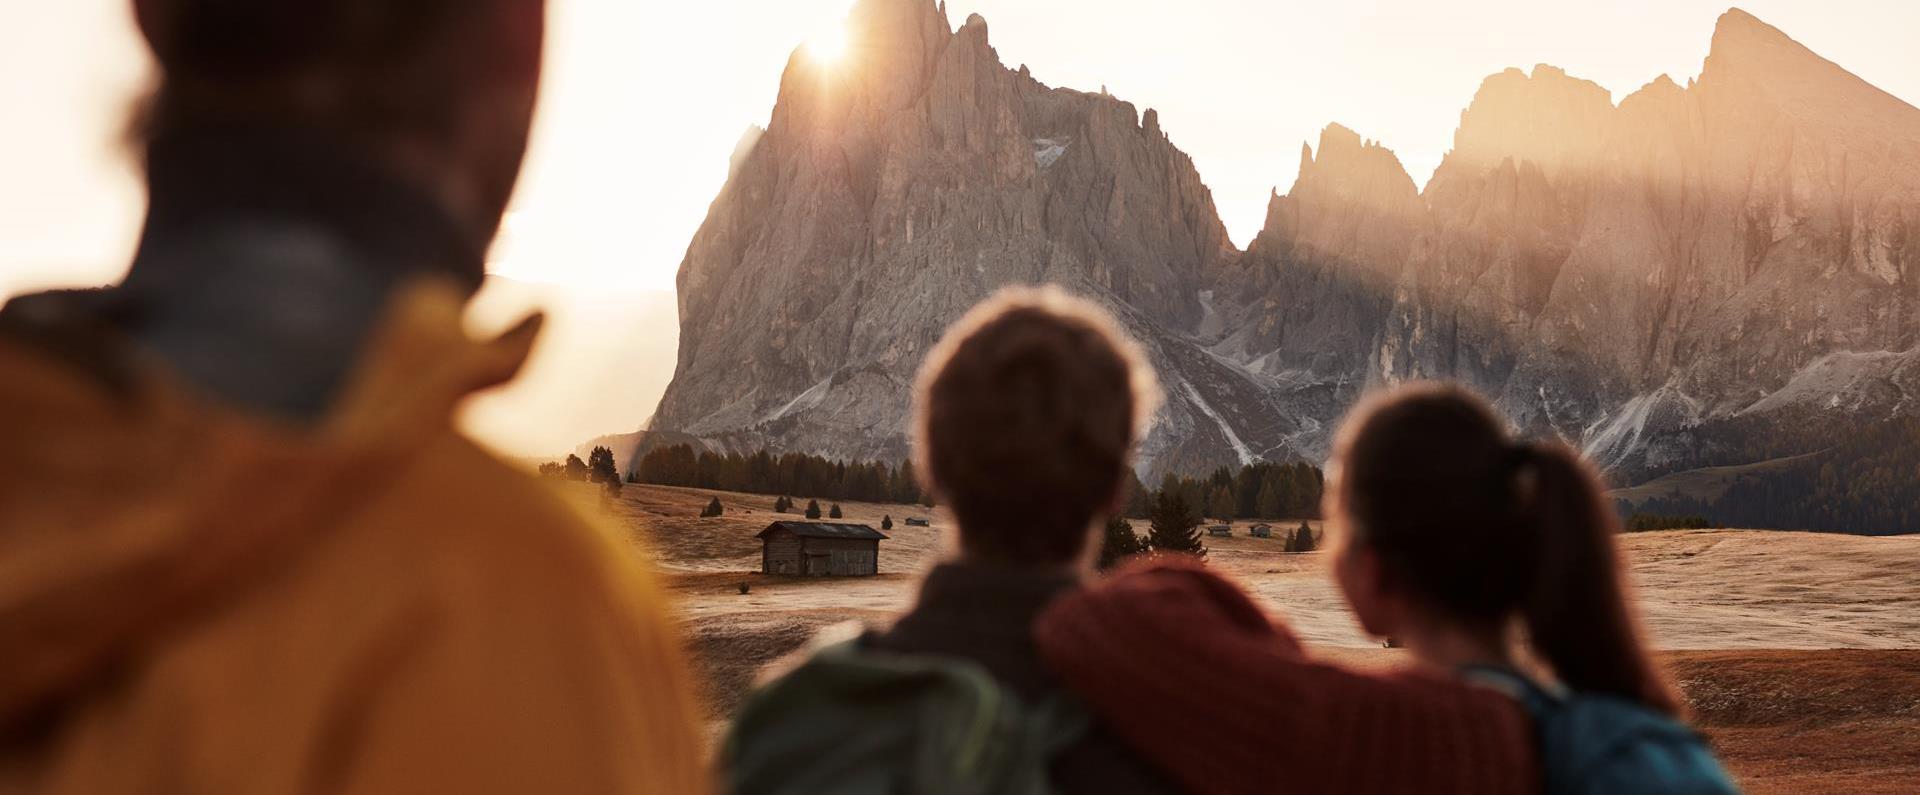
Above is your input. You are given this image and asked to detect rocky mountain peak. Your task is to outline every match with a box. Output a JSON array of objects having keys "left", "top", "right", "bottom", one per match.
[
  {"left": 1707, "top": 8, "right": 1802, "bottom": 65},
  {"left": 1703, "top": 12, "right": 1837, "bottom": 100},
  {"left": 1291, "top": 123, "right": 1419, "bottom": 219},
  {"left": 652, "top": 0, "right": 1239, "bottom": 477},
  {"left": 1626, "top": 73, "right": 1684, "bottom": 102},
  {"left": 650, "top": 1, "right": 1920, "bottom": 492},
  {"left": 1244, "top": 122, "right": 1421, "bottom": 297},
  {"left": 848, "top": 0, "right": 950, "bottom": 45},
  {"left": 1699, "top": 7, "right": 1920, "bottom": 139},
  {"left": 835, "top": 0, "right": 953, "bottom": 104},
  {"left": 1448, "top": 63, "right": 1615, "bottom": 180}
]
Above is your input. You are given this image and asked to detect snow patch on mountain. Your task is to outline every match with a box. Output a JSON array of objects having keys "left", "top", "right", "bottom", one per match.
[
  {"left": 1195, "top": 290, "right": 1225, "bottom": 339},
  {"left": 1177, "top": 377, "right": 1255, "bottom": 465},
  {"left": 764, "top": 377, "right": 833, "bottom": 423},
  {"left": 1739, "top": 349, "right": 1920, "bottom": 417},
  {"left": 1583, "top": 389, "right": 1664, "bottom": 472},
  {"left": 1032, "top": 137, "right": 1069, "bottom": 168}
]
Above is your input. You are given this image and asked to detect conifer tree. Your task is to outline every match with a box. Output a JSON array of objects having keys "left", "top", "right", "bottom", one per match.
[
  {"left": 805, "top": 500, "right": 822, "bottom": 520},
  {"left": 1255, "top": 476, "right": 1284, "bottom": 519},
  {"left": 1285, "top": 464, "right": 1320, "bottom": 517},
  {"left": 1123, "top": 470, "right": 1151, "bottom": 518},
  {"left": 586, "top": 446, "right": 618, "bottom": 484},
  {"left": 701, "top": 497, "right": 724, "bottom": 517},
  {"left": 1293, "top": 521, "right": 1316, "bottom": 552},
  {"left": 1206, "top": 486, "right": 1236, "bottom": 521},
  {"left": 881, "top": 514, "right": 893, "bottom": 530},
  {"left": 1146, "top": 491, "right": 1206, "bottom": 558},
  {"left": 1098, "top": 517, "right": 1145, "bottom": 569},
  {"left": 829, "top": 503, "right": 843, "bottom": 519}
]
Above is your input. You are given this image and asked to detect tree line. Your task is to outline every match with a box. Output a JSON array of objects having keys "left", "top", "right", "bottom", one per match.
[
  {"left": 1133, "top": 461, "right": 1325, "bottom": 522},
  {"left": 539, "top": 446, "right": 622, "bottom": 487},
  {"left": 1617, "top": 416, "right": 1920, "bottom": 535},
  {"left": 1622, "top": 513, "right": 1716, "bottom": 532},
  {"left": 1710, "top": 416, "right": 1920, "bottom": 534},
  {"left": 632, "top": 443, "right": 1332, "bottom": 562},
  {"left": 1099, "top": 489, "right": 1322, "bottom": 569},
  {"left": 632, "top": 443, "right": 1325, "bottom": 524},
  {"left": 582, "top": 416, "right": 1917, "bottom": 536},
  {"left": 631, "top": 444, "right": 931, "bottom": 506}
]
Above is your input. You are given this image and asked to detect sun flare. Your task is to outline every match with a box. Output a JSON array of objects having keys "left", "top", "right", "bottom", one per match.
[{"left": 805, "top": 23, "right": 849, "bottom": 64}]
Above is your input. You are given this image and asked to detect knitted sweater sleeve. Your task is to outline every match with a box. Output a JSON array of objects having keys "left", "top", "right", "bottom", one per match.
[{"left": 1034, "top": 558, "right": 1538, "bottom": 795}]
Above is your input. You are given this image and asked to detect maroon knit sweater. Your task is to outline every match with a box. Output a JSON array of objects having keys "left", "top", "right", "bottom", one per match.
[{"left": 1034, "top": 557, "right": 1539, "bottom": 795}]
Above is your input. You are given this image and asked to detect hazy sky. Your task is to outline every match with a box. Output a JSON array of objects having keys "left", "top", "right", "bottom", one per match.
[{"left": 4, "top": 1, "right": 1917, "bottom": 300}]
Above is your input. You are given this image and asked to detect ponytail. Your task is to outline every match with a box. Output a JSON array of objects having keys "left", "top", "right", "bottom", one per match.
[
  {"left": 1333, "top": 383, "right": 1682, "bottom": 717},
  {"left": 1519, "top": 443, "right": 1681, "bottom": 716}
]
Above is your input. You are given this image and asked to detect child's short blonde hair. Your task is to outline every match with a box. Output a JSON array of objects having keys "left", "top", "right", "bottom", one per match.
[{"left": 912, "top": 286, "right": 1160, "bottom": 564}]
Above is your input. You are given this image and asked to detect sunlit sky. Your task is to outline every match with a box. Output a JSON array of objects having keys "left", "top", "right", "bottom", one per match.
[{"left": 5, "top": 0, "right": 1918, "bottom": 302}]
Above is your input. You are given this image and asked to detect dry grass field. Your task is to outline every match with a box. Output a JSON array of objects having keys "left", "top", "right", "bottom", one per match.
[{"left": 601, "top": 483, "right": 1920, "bottom": 793}]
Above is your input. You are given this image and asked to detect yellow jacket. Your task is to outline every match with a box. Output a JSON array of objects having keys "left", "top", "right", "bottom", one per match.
[{"left": 0, "top": 282, "right": 707, "bottom": 793}]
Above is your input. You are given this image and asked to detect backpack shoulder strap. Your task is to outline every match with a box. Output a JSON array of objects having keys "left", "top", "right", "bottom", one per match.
[
  {"left": 1458, "top": 664, "right": 1566, "bottom": 718},
  {"left": 1462, "top": 667, "right": 1741, "bottom": 795}
]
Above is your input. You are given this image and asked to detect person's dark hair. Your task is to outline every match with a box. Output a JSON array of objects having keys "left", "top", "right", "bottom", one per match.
[
  {"left": 1331, "top": 382, "right": 1679, "bottom": 715},
  {"left": 129, "top": 0, "right": 543, "bottom": 143},
  {"left": 913, "top": 287, "right": 1159, "bottom": 565}
]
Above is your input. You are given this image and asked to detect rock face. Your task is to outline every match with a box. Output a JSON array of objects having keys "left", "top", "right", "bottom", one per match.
[
  {"left": 1381, "top": 9, "right": 1920, "bottom": 482},
  {"left": 653, "top": 3, "right": 1920, "bottom": 484},
  {"left": 653, "top": 0, "right": 1239, "bottom": 474}
]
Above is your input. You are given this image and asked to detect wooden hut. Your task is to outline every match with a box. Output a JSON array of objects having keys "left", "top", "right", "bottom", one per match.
[
  {"left": 1249, "top": 523, "right": 1273, "bottom": 539},
  {"left": 757, "top": 521, "right": 887, "bottom": 577},
  {"left": 1207, "top": 524, "right": 1232, "bottom": 537}
]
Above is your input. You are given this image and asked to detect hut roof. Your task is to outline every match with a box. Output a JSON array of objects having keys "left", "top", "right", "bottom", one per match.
[{"left": 757, "top": 521, "right": 888, "bottom": 541}]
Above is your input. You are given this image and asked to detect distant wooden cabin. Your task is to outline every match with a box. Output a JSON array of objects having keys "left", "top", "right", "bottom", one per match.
[
  {"left": 1249, "top": 523, "right": 1273, "bottom": 539},
  {"left": 758, "top": 521, "right": 888, "bottom": 577},
  {"left": 1207, "top": 524, "right": 1232, "bottom": 537},
  {"left": 903, "top": 517, "right": 930, "bottom": 527}
]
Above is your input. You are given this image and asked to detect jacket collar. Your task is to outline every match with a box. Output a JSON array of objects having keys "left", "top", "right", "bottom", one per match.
[
  {"left": 910, "top": 562, "right": 1082, "bottom": 620},
  {"left": 882, "top": 561, "right": 1083, "bottom": 658},
  {"left": 0, "top": 281, "right": 539, "bottom": 733}
]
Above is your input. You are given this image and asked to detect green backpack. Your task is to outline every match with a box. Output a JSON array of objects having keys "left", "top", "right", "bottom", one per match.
[{"left": 723, "top": 636, "right": 1090, "bottom": 795}]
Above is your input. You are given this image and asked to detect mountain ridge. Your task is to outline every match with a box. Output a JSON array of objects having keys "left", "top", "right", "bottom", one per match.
[{"left": 646, "top": 1, "right": 1920, "bottom": 491}]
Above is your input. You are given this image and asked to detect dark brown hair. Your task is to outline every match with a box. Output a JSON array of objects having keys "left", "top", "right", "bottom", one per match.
[
  {"left": 1331, "top": 382, "right": 1679, "bottom": 714},
  {"left": 130, "top": 0, "right": 544, "bottom": 143},
  {"left": 913, "top": 287, "right": 1159, "bottom": 565}
]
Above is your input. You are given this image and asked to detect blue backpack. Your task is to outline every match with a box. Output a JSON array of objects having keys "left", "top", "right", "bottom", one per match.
[{"left": 1464, "top": 667, "right": 1742, "bottom": 795}]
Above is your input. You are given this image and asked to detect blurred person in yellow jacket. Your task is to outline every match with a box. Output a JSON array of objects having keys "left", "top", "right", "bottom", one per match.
[{"left": 0, "top": 0, "right": 707, "bottom": 791}]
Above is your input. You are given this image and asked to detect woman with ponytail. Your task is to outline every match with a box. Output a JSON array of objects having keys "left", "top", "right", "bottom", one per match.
[
  {"left": 1034, "top": 383, "right": 1736, "bottom": 794},
  {"left": 1324, "top": 382, "right": 1677, "bottom": 713}
]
